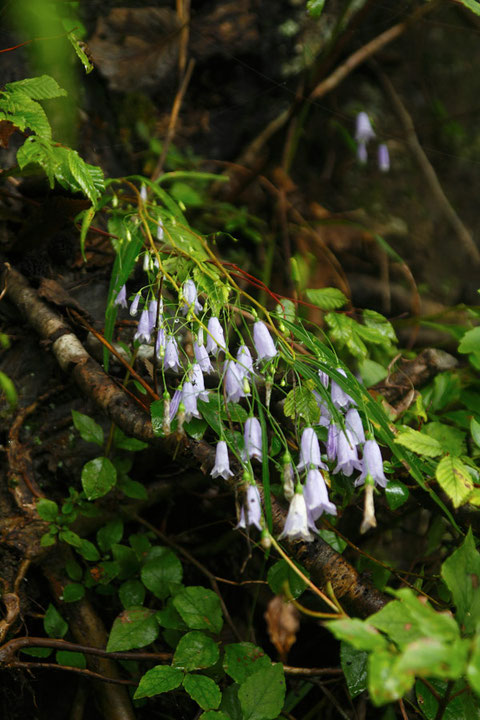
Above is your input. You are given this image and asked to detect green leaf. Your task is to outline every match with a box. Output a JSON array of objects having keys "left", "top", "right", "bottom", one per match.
[
  {"left": 56, "top": 650, "right": 86, "bottom": 669},
  {"left": 44, "top": 604, "right": 68, "bottom": 638},
  {"left": 467, "top": 633, "right": 480, "bottom": 695},
  {"left": 67, "top": 32, "right": 94, "bottom": 74},
  {"left": 117, "top": 476, "right": 148, "bottom": 500},
  {"left": 58, "top": 529, "right": 82, "bottom": 548},
  {"left": 112, "top": 427, "right": 148, "bottom": 451},
  {"left": 141, "top": 548, "right": 183, "bottom": 600},
  {"left": 394, "top": 428, "right": 443, "bottom": 458},
  {"left": 387, "top": 588, "right": 460, "bottom": 643},
  {"left": 36, "top": 498, "right": 59, "bottom": 522},
  {"left": 318, "top": 528, "right": 347, "bottom": 553},
  {"left": 112, "top": 544, "right": 139, "bottom": 579},
  {"left": 416, "top": 678, "right": 480, "bottom": 720},
  {"left": 223, "top": 643, "right": 272, "bottom": 684},
  {"left": 325, "top": 313, "right": 368, "bottom": 358},
  {"left": 199, "top": 712, "right": 230, "bottom": 720},
  {"left": 368, "top": 648, "right": 413, "bottom": 705},
  {"left": 471, "top": 417, "right": 480, "bottom": 449},
  {"left": 173, "top": 587, "right": 223, "bottom": 634},
  {"left": 171, "top": 181, "right": 203, "bottom": 207},
  {"left": 97, "top": 518, "right": 124, "bottom": 554},
  {"left": 326, "top": 618, "right": 388, "bottom": 652},
  {"left": 306, "top": 0, "right": 326, "bottom": 18},
  {"left": 341, "top": 642, "right": 367, "bottom": 699},
  {"left": 305, "top": 287, "right": 347, "bottom": 310},
  {"left": 156, "top": 599, "right": 188, "bottom": 630},
  {"left": 237, "top": 664, "right": 286, "bottom": 720},
  {"left": 76, "top": 539, "right": 101, "bottom": 562},
  {"left": 81, "top": 457, "right": 117, "bottom": 500},
  {"left": 107, "top": 607, "right": 159, "bottom": 652},
  {"left": 21, "top": 647, "right": 53, "bottom": 658},
  {"left": 62, "top": 583, "right": 85, "bottom": 603},
  {"left": 436, "top": 456, "right": 474, "bottom": 507},
  {"left": 134, "top": 665, "right": 183, "bottom": 699},
  {"left": 283, "top": 387, "right": 320, "bottom": 425},
  {"left": 71, "top": 410, "right": 104, "bottom": 445},
  {"left": 424, "top": 422, "right": 466, "bottom": 457},
  {"left": 396, "top": 636, "right": 468, "bottom": 680},
  {"left": 362, "top": 309, "right": 397, "bottom": 343},
  {"left": 117, "top": 580, "right": 145, "bottom": 609},
  {"left": 5, "top": 75, "right": 67, "bottom": 100},
  {"left": 220, "top": 684, "right": 243, "bottom": 720},
  {"left": 458, "top": 327, "right": 480, "bottom": 353},
  {"left": 173, "top": 631, "right": 219, "bottom": 671},
  {"left": 441, "top": 528, "right": 480, "bottom": 635},
  {"left": 183, "top": 674, "right": 222, "bottom": 711},
  {"left": 0, "top": 371, "right": 17, "bottom": 407},
  {"left": 455, "top": 0, "right": 480, "bottom": 17},
  {"left": 385, "top": 481, "right": 410, "bottom": 510},
  {"left": 267, "top": 560, "right": 309, "bottom": 599},
  {"left": 358, "top": 358, "right": 388, "bottom": 387},
  {"left": 184, "top": 417, "right": 208, "bottom": 440}
]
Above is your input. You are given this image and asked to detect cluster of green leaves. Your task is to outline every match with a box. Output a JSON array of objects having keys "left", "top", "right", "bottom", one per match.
[
  {"left": 0, "top": 75, "right": 104, "bottom": 204},
  {"left": 327, "top": 530, "right": 480, "bottom": 717}
]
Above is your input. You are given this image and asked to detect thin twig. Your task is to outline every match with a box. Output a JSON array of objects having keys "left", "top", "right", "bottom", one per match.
[
  {"left": 152, "top": 58, "right": 195, "bottom": 181},
  {"left": 9, "top": 661, "right": 136, "bottom": 686},
  {"left": 375, "top": 64, "right": 480, "bottom": 265}
]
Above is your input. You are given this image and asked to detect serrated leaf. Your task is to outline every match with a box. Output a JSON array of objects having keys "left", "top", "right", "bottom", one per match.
[
  {"left": 107, "top": 607, "right": 158, "bottom": 652},
  {"left": 141, "top": 549, "right": 183, "bottom": 599},
  {"left": 238, "top": 664, "right": 285, "bottom": 720},
  {"left": 71, "top": 409, "right": 104, "bottom": 445},
  {"left": 305, "top": 287, "right": 347, "bottom": 310},
  {"left": 68, "top": 33, "right": 94, "bottom": 73},
  {"left": 183, "top": 674, "right": 221, "bottom": 711},
  {"left": 394, "top": 428, "right": 443, "bottom": 457},
  {"left": 362, "top": 309, "right": 397, "bottom": 343},
  {"left": 458, "top": 327, "right": 480, "bottom": 354},
  {"left": 283, "top": 387, "right": 320, "bottom": 424},
  {"left": 455, "top": 0, "right": 480, "bottom": 17},
  {"left": 5, "top": 75, "right": 67, "bottom": 100},
  {"left": 81, "top": 457, "right": 117, "bottom": 499},
  {"left": 441, "top": 528, "right": 480, "bottom": 634},
  {"left": 424, "top": 422, "right": 466, "bottom": 457},
  {"left": 134, "top": 665, "right": 183, "bottom": 699},
  {"left": 436, "top": 456, "right": 474, "bottom": 507},
  {"left": 173, "top": 631, "right": 219, "bottom": 671},
  {"left": 223, "top": 643, "right": 272, "bottom": 684},
  {"left": 471, "top": 417, "right": 480, "bottom": 449},
  {"left": 173, "top": 587, "right": 223, "bottom": 634}
]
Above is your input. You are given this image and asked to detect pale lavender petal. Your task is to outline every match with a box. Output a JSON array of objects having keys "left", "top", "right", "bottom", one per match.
[
  {"left": 297, "top": 427, "right": 327, "bottom": 471},
  {"left": 333, "top": 430, "right": 362, "bottom": 477},
  {"left": 378, "top": 144, "right": 390, "bottom": 172},
  {"left": 194, "top": 341, "right": 214, "bottom": 374},
  {"left": 355, "top": 112, "right": 375, "bottom": 144},
  {"left": 278, "top": 490, "right": 315, "bottom": 541},
  {"left": 114, "top": 284, "right": 128, "bottom": 309},
  {"left": 190, "top": 363, "right": 209, "bottom": 402},
  {"left": 211, "top": 440, "right": 234, "bottom": 479},
  {"left": 182, "top": 381, "right": 201, "bottom": 421},
  {"left": 253, "top": 321, "right": 277, "bottom": 361},
  {"left": 130, "top": 292, "right": 141, "bottom": 317},
  {"left": 244, "top": 417, "right": 262, "bottom": 462},
  {"left": 236, "top": 345, "right": 254, "bottom": 377},
  {"left": 304, "top": 467, "right": 336, "bottom": 521},
  {"left": 355, "top": 439, "right": 387, "bottom": 488},
  {"left": 331, "top": 368, "right": 356, "bottom": 409},
  {"left": 134, "top": 308, "right": 152, "bottom": 343},
  {"left": 206, "top": 317, "right": 226, "bottom": 355},
  {"left": 224, "top": 360, "right": 248, "bottom": 403},
  {"left": 163, "top": 336, "right": 181, "bottom": 371},
  {"left": 345, "top": 408, "right": 365, "bottom": 446}
]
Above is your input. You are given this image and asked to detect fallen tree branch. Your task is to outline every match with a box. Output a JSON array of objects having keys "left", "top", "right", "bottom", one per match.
[{"left": 3, "top": 264, "right": 387, "bottom": 616}]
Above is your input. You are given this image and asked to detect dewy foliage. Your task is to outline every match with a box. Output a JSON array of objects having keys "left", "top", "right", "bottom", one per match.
[{"left": 3, "top": 62, "right": 480, "bottom": 720}]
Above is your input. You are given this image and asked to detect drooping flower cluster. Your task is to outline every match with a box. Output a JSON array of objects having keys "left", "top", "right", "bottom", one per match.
[
  {"left": 355, "top": 112, "right": 390, "bottom": 172},
  {"left": 118, "top": 254, "right": 388, "bottom": 544}
]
